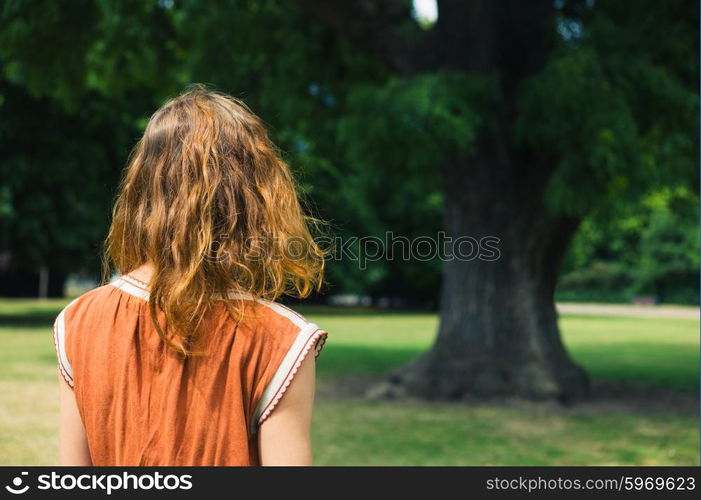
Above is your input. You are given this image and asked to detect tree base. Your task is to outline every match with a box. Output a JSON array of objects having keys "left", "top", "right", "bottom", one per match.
[{"left": 367, "top": 350, "right": 590, "bottom": 404}]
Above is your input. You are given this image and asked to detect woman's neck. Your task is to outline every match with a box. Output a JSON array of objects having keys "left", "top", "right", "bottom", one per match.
[{"left": 127, "top": 263, "right": 155, "bottom": 285}]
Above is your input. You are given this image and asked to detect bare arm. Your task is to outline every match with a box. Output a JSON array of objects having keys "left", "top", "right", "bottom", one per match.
[
  {"left": 58, "top": 374, "right": 91, "bottom": 465},
  {"left": 258, "top": 355, "right": 317, "bottom": 465}
]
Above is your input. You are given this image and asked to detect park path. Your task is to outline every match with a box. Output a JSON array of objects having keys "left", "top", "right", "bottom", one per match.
[{"left": 556, "top": 302, "right": 699, "bottom": 320}]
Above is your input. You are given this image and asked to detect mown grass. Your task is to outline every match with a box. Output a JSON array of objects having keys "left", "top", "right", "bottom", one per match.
[
  {"left": 0, "top": 299, "right": 698, "bottom": 465},
  {"left": 306, "top": 308, "right": 699, "bottom": 391},
  {"left": 313, "top": 400, "right": 698, "bottom": 465}
]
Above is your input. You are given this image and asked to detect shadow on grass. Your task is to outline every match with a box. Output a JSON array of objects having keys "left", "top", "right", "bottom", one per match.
[
  {"left": 318, "top": 344, "right": 699, "bottom": 416},
  {"left": 0, "top": 312, "right": 64, "bottom": 328},
  {"left": 317, "top": 344, "right": 423, "bottom": 380},
  {"left": 0, "top": 308, "right": 65, "bottom": 328},
  {"left": 292, "top": 304, "right": 434, "bottom": 317}
]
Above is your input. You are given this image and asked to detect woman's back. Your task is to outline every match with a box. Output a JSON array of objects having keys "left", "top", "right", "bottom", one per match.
[
  {"left": 54, "top": 274, "right": 327, "bottom": 465},
  {"left": 55, "top": 86, "right": 327, "bottom": 466}
]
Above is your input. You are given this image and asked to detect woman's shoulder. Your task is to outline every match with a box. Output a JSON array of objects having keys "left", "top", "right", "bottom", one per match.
[
  {"left": 232, "top": 297, "right": 327, "bottom": 352},
  {"left": 56, "top": 281, "right": 126, "bottom": 318},
  {"left": 52, "top": 282, "right": 122, "bottom": 388},
  {"left": 239, "top": 300, "right": 328, "bottom": 430},
  {"left": 247, "top": 298, "right": 316, "bottom": 331}
]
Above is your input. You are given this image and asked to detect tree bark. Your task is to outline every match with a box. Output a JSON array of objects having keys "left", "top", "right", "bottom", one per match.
[
  {"left": 295, "top": 0, "right": 591, "bottom": 401},
  {"left": 382, "top": 153, "right": 589, "bottom": 401}
]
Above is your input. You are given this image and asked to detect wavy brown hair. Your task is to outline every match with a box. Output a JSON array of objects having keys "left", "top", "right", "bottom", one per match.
[{"left": 104, "top": 85, "right": 325, "bottom": 355}]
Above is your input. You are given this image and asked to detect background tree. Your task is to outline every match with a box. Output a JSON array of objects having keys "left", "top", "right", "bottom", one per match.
[
  {"left": 0, "top": 0, "right": 179, "bottom": 294},
  {"left": 292, "top": 0, "right": 698, "bottom": 401},
  {"left": 0, "top": 0, "right": 696, "bottom": 401},
  {"left": 559, "top": 185, "right": 699, "bottom": 304}
]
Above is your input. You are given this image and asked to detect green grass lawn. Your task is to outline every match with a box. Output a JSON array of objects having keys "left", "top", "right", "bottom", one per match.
[{"left": 0, "top": 299, "right": 698, "bottom": 465}]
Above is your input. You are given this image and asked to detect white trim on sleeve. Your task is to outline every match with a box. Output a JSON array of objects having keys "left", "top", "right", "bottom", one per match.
[
  {"left": 253, "top": 299, "right": 309, "bottom": 329},
  {"left": 53, "top": 298, "right": 79, "bottom": 387},
  {"left": 250, "top": 322, "right": 327, "bottom": 433}
]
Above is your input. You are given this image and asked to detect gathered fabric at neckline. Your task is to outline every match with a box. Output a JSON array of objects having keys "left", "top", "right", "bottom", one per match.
[{"left": 113, "top": 274, "right": 256, "bottom": 302}]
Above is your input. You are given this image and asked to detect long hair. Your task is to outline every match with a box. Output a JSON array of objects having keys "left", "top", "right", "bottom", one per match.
[{"left": 104, "top": 85, "right": 325, "bottom": 355}]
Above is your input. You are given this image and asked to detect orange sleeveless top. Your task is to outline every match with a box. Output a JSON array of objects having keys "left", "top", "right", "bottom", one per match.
[{"left": 52, "top": 275, "right": 327, "bottom": 466}]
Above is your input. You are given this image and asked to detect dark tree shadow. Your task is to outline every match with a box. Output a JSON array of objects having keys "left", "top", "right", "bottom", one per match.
[{"left": 318, "top": 344, "right": 700, "bottom": 416}]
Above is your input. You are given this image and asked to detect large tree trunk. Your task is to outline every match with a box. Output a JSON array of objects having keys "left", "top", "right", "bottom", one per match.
[
  {"left": 384, "top": 66, "right": 592, "bottom": 400},
  {"left": 380, "top": 152, "right": 590, "bottom": 401},
  {"left": 296, "top": 0, "right": 590, "bottom": 401}
]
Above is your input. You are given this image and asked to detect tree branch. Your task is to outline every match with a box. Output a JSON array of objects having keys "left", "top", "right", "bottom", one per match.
[
  {"left": 293, "top": 0, "right": 430, "bottom": 74},
  {"left": 435, "top": 0, "right": 554, "bottom": 77}
]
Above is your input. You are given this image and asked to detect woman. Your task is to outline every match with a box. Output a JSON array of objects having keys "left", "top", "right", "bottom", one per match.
[{"left": 53, "top": 86, "right": 327, "bottom": 466}]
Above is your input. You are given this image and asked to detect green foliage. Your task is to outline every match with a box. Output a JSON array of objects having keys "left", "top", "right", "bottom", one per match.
[
  {"left": 518, "top": 0, "right": 698, "bottom": 217},
  {"left": 559, "top": 186, "right": 699, "bottom": 304},
  {"left": 0, "top": 0, "right": 98, "bottom": 107},
  {"left": 326, "top": 72, "right": 493, "bottom": 299},
  {"left": 522, "top": 0, "right": 698, "bottom": 304},
  {"left": 0, "top": 81, "right": 132, "bottom": 273},
  {"left": 635, "top": 192, "right": 699, "bottom": 302},
  {"left": 0, "top": 0, "right": 696, "bottom": 303},
  {"left": 340, "top": 72, "right": 492, "bottom": 169},
  {"left": 0, "top": 0, "right": 181, "bottom": 108},
  {"left": 0, "top": 0, "right": 182, "bottom": 277},
  {"left": 557, "top": 261, "right": 634, "bottom": 303},
  {"left": 517, "top": 47, "right": 640, "bottom": 215}
]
